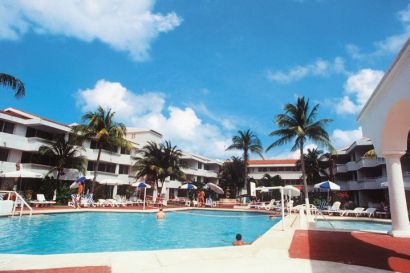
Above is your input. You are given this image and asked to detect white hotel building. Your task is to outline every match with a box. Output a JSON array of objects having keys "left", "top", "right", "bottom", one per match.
[
  {"left": 333, "top": 138, "right": 410, "bottom": 208},
  {"left": 0, "top": 108, "right": 221, "bottom": 199}
]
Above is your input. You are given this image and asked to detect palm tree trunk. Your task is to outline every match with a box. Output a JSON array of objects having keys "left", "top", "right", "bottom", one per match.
[
  {"left": 91, "top": 146, "right": 102, "bottom": 194},
  {"left": 243, "top": 150, "right": 249, "bottom": 196},
  {"left": 300, "top": 144, "right": 310, "bottom": 214}
]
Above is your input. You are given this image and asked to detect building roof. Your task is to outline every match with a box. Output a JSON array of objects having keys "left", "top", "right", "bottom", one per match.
[
  {"left": 126, "top": 127, "right": 163, "bottom": 137},
  {"left": 336, "top": 137, "right": 373, "bottom": 155},
  {"left": 358, "top": 38, "right": 410, "bottom": 120},
  {"left": 248, "top": 159, "right": 298, "bottom": 165},
  {"left": 3, "top": 108, "right": 70, "bottom": 128}
]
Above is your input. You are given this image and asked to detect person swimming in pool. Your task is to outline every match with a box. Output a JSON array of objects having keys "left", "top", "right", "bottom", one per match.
[
  {"left": 232, "top": 233, "right": 249, "bottom": 246},
  {"left": 156, "top": 208, "right": 165, "bottom": 219}
]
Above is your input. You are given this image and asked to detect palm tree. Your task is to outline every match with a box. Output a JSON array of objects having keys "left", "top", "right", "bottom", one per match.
[
  {"left": 226, "top": 129, "right": 263, "bottom": 195},
  {"left": 261, "top": 173, "right": 284, "bottom": 187},
  {"left": 297, "top": 148, "right": 328, "bottom": 184},
  {"left": 219, "top": 156, "right": 245, "bottom": 197},
  {"left": 133, "top": 141, "right": 184, "bottom": 193},
  {"left": 266, "top": 97, "right": 333, "bottom": 208},
  {"left": 72, "top": 106, "right": 131, "bottom": 193},
  {"left": 0, "top": 73, "right": 25, "bottom": 97},
  {"left": 39, "top": 137, "right": 86, "bottom": 191}
]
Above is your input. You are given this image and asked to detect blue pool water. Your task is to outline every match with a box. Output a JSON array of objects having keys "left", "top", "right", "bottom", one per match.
[
  {"left": 0, "top": 210, "right": 278, "bottom": 254},
  {"left": 315, "top": 219, "right": 391, "bottom": 232}
]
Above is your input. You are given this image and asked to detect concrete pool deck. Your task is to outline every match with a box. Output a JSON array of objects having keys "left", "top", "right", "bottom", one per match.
[{"left": 0, "top": 209, "right": 395, "bottom": 273}]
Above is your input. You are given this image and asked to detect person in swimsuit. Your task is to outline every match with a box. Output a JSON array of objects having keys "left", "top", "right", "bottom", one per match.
[
  {"left": 156, "top": 208, "right": 165, "bottom": 219},
  {"left": 232, "top": 233, "right": 249, "bottom": 246},
  {"left": 76, "top": 182, "right": 84, "bottom": 208}
]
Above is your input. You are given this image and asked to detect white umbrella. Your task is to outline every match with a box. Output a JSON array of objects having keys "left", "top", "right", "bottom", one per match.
[
  {"left": 206, "top": 183, "right": 224, "bottom": 194},
  {"left": 283, "top": 185, "right": 301, "bottom": 197},
  {"left": 132, "top": 181, "right": 151, "bottom": 210}
]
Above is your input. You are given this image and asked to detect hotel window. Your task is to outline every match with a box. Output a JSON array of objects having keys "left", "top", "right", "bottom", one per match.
[
  {"left": 119, "top": 165, "right": 129, "bottom": 174},
  {"left": 0, "top": 148, "right": 9, "bottom": 161},
  {"left": 87, "top": 161, "right": 116, "bottom": 173},
  {"left": 198, "top": 162, "right": 203, "bottom": 169},
  {"left": 0, "top": 120, "right": 15, "bottom": 134},
  {"left": 25, "top": 127, "right": 59, "bottom": 141}
]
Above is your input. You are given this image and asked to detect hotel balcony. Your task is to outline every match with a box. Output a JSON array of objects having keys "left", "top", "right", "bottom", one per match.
[
  {"left": 338, "top": 174, "right": 410, "bottom": 191},
  {"left": 345, "top": 158, "right": 385, "bottom": 172},
  {"left": 180, "top": 167, "right": 218, "bottom": 178}
]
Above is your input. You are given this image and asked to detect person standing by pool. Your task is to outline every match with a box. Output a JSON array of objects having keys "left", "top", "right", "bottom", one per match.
[
  {"left": 156, "top": 208, "right": 165, "bottom": 219},
  {"left": 198, "top": 190, "right": 205, "bottom": 207},
  {"left": 76, "top": 182, "right": 84, "bottom": 209},
  {"left": 232, "top": 233, "right": 249, "bottom": 246}
]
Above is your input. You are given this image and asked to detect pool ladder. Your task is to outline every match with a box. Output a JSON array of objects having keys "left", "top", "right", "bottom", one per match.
[
  {"left": 0, "top": 190, "right": 32, "bottom": 219},
  {"left": 315, "top": 210, "right": 335, "bottom": 229}
]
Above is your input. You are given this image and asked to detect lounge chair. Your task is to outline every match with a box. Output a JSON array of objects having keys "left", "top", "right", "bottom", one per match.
[
  {"left": 358, "top": 207, "right": 377, "bottom": 217},
  {"left": 30, "top": 194, "right": 56, "bottom": 207},
  {"left": 105, "top": 199, "right": 122, "bottom": 207},
  {"left": 205, "top": 198, "right": 217, "bottom": 207},
  {"left": 81, "top": 194, "right": 96, "bottom": 207},
  {"left": 265, "top": 199, "right": 277, "bottom": 211},
  {"left": 321, "top": 201, "right": 341, "bottom": 215},
  {"left": 286, "top": 200, "right": 294, "bottom": 212},
  {"left": 340, "top": 207, "right": 365, "bottom": 217},
  {"left": 95, "top": 199, "right": 107, "bottom": 207},
  {"left": 249, "top": 202, "right": 266, "bottom": 209}
]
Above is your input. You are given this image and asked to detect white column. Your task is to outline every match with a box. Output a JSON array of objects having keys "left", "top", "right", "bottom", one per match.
[
  {"left": 112, "top": 184, "right": 118, "bottom": 198},
  {"left": 384, "top": 152, "right": 410, "bottom": 237}
]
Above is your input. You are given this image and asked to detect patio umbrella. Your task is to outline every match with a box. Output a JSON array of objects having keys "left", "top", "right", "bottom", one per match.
[
  {"left": 132, "top": 181, "right": 151, "bottom": 210},
  {"left": 314, "top": 180, "right": 340, "bottom": 201},
  {"left": 179, "top": 183, "right": 197, "bottom": 200},
  {"left": 69, "top": 176, "right": 87, "bottom": 189},
  {"left": 205, "top": 182, "right": 224, "bottom": 194},
  {"left": 0, "top": 169, "right": 44, "bottom": 191},
  {"left": 283, "top": 185, "right": 301, "bottom": 198}
]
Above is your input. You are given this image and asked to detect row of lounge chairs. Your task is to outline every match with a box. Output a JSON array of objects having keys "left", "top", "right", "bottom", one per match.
[
  {"left": 68, "top": 195, "right": 145, "bottom": 208},
  {"left": 292, "top": 201, "right": 378, "bottom": 217}
]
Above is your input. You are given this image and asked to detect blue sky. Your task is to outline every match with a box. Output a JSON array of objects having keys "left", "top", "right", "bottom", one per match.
[{"left": 0, "top": 0, "right": 409, "bottom": 159}]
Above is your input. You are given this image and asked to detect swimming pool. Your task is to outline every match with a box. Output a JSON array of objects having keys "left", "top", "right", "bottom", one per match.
[
  {"left": 0, "top": 210, "right": 278, "bottom": 254},
  {"left": 315, "top": 219, "right": 391, "bottom": 232}
]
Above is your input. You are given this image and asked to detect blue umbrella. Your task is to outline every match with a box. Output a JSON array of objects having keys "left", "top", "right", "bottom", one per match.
[
  {"left": 179, "top": 183, "right": 197, "bottom": 190},
  {"left": 132, "top": 181, "right": 151, "bottom": 209},
  {"left": 314, "top": 181, "right": 340, "bottom": 202},
  {"left": 69, "top": 176, "right": 87, "bottom": 189}
]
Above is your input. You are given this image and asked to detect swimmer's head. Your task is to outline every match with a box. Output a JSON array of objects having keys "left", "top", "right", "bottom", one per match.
[{"left": 236, "top": 234, "right": 242, "bottom": 240}]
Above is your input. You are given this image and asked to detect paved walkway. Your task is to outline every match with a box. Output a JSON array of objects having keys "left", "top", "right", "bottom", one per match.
[{"left": 289, "top": 229, "right": 410, "bottom": 273}]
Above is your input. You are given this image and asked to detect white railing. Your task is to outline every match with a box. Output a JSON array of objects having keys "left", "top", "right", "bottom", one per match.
[{"left": 0, "top": 191, "right": 32, "bottom": 218}]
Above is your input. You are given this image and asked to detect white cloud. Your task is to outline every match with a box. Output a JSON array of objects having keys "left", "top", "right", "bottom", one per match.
[
  {"left": 270, "top": 144, "right": 318, "bottom": 160},
  {"left": 0, "top": 0, "right": 182, "bottom": 61},
  {"left": 347, "top": 4, "right": 410, "bottom": 59},
  {"left": 76, "top": 80, "right": 235, "bottom": 159},
  {"left": 266, "top": 57, "right": 346, "bottom": 84},
  {"left": 331, "top": 127, "right": 362, "bottom": 149},
  {"left": 335, "top": 69, "right": 384, "bottom": 114}
]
